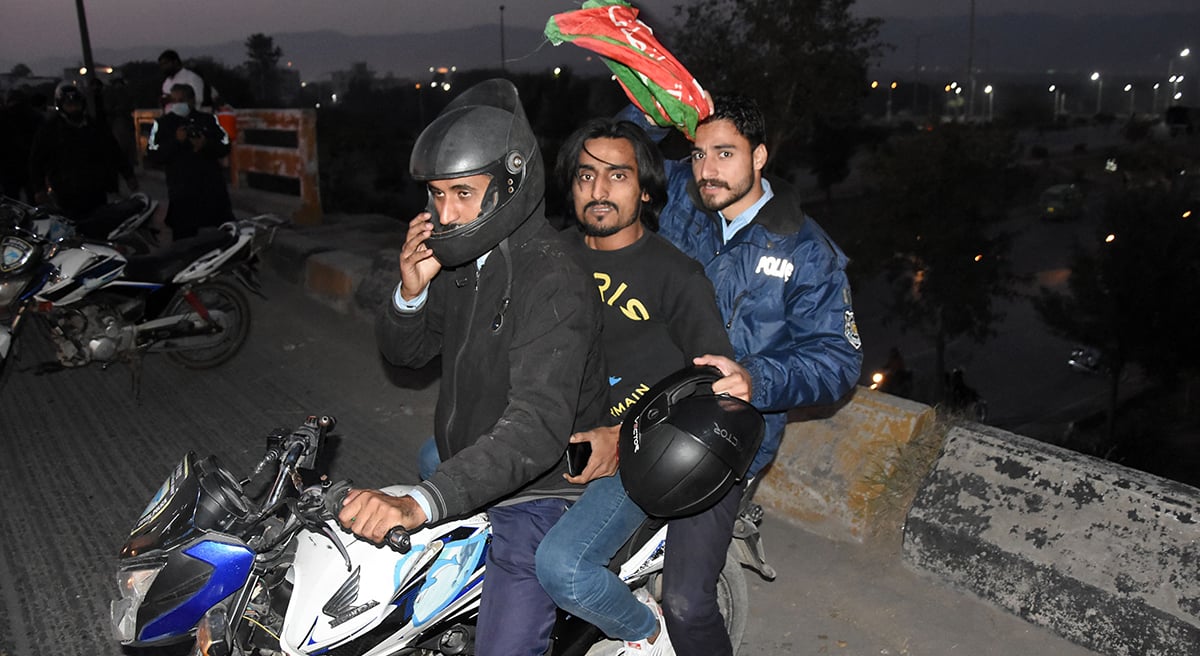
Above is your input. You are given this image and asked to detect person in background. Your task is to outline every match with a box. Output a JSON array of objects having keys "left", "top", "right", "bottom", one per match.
[
  {"left": 0, "top": 87, "right": 44, "bottom": 202},
  {"left": 146, "top": 83, "right": 233, "bottom": 239},
  {"left": 28, "top": 83, "right": 138, "bottom": 222},
  {"left": 158, "top": 50, "right": 218, "bottom": 110}
]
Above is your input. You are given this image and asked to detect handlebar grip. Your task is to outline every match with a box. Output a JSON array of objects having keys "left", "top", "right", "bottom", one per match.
[
  {"left": 324, "top": 479, "right": 355, "bottom": 518},
  {"left": 384, "top": 526, "right": 412, "bottom": 554}
]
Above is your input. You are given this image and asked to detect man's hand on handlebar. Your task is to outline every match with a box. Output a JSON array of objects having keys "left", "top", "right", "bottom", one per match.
[{"left": 337, "top": 489, "right": 426, "bottom": 544}]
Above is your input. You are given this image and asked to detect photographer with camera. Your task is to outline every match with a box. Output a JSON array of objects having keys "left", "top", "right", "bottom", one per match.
[{"left": 147, "top": 83, "right": 234, "bottom": 240}]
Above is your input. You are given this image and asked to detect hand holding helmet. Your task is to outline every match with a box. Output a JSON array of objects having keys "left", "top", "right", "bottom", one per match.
[{"left": 619, "top": 366, "right": 765, "bottom": 518}]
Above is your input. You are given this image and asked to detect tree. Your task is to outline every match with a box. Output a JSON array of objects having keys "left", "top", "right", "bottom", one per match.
[
  {"left": 244, "top": 33, "right": 283, "bottom": 106},
  {"left": 9, "top": 63, "right": 31, "bottom": 77},
  {"left": 669, "top": 0, "right": 885, "bottom": 168},
  {"left": 189, "top": 57, "right": 253, "bottom": 108},
  {"left": 1035, "top": 180, "right": 1200, "bottom": 443},
  {"left": 864, "top": 125, "right": 1024, "bottom": 400}
]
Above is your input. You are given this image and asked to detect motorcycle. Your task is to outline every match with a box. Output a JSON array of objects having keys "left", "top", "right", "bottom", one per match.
[
  {"left": 0, "top": 196, "right": 285, "bottom": 392},
  {"left": 112, "top": 415, "right": 773, "bottom": 656}
]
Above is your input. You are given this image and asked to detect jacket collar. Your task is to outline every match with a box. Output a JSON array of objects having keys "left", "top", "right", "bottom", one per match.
[{"left": 685, "top": 174, "right": 806, "bottom": 238}]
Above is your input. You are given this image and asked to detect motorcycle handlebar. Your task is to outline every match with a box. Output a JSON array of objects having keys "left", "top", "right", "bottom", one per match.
[{"left": 322, "top": 478, "right": 412, "bottom": 555}]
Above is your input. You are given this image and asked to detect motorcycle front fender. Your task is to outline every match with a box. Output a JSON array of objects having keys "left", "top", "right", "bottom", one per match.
[{"left": 0, "top": 325, "right": 11, "bottom": 360}]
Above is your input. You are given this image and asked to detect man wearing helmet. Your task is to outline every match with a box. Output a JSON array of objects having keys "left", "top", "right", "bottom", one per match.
[
  {"left": 620, "top": 93, "right": 864, "bottom": 656},
  {"left": 28, "top": 83, "right": 139, "bottom": 223},
  {"left": 337, "top": 79, "right": 610, "bottom": 656},
  {"left": 534, "top": 116, "right": 751, "bottom": 654}
]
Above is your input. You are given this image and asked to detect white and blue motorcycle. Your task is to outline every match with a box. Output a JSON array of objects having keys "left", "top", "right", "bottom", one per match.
[
  {"left": 0, "top": 197, "right": 284, "bottom": 392},
  {"left": 112, "top": 415, "right": 774, "bottom": 655}
]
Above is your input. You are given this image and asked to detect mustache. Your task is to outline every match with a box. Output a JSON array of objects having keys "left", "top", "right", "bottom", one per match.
[
  {"left": 698, "top": 178, "right": 729, "bottom": 190},
  {"left": 583, "top": 200, "right": 619, "bottom": 213}
]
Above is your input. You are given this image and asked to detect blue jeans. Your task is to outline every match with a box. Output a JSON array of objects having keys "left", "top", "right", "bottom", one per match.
[
  {"left": 477, "top": 499, "right": 569, "bottom": 656},
  {"left": 418, "top": 436, "right": 440, "bottom": 480},
  {"left": 534, "top": 474, "right": 655, "bottom": 641}
]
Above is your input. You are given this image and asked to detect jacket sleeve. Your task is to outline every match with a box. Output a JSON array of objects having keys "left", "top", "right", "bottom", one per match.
[
  {"left": 199, "top": 114, "right": 231, "bottom": 159},
  {"left": 375, "top": 280, "right": 445, "bottom": 370},
  {"left": 741, "top": 240, "right": 863, "bottom": 412},
  {"left": 146, "top": 118, "right": 182, "bottom": 166},
  {"left": 416, "top": 269, "right": 600, "bottom": 522}
]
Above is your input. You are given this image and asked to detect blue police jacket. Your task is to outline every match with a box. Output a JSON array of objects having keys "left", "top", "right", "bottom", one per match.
[{"left": 659, "top": 161, "right": 863, "bottom": 477}]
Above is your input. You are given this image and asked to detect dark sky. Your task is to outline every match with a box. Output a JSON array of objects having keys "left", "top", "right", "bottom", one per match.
[{"left": 1, "top": 0, "right": 1194, "bottom": 74}]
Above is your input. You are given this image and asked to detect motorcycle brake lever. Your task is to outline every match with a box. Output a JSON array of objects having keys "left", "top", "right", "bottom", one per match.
[{"left": 294, "top": 491, "right": 354, "bottom": 572}]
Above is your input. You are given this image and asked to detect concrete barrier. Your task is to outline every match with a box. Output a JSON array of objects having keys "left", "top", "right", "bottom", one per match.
[
  {"left": 902, "top": 423, "right": 1200, "bottom": 655},
  {"left": 304, "top": 250, "right": 373, "bottom": 315},
  {"left": 757, "top": 388, "right": 939, "bottom": 543}
]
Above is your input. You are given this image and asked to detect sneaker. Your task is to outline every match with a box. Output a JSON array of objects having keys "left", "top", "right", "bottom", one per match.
[{"left": 619, "top": 589, "right": 675, "bottom": 655}]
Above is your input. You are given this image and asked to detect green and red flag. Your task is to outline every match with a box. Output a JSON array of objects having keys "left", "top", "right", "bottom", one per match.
[{"left": 545, "top": 0, "right": 710, "bottom": 139}]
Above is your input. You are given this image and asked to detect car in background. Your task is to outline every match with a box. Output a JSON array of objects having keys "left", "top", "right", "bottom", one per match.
[{"left": 1040, "top": 183, "right": 1084, "bottom": 220}]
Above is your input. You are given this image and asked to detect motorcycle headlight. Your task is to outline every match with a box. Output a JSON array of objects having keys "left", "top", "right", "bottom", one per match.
[{"left": 111, "top": 564, "right": 165, "bottom": 644}]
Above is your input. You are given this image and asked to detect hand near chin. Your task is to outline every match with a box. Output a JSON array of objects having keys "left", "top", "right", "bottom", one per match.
[{"left": 399, "top": 212, "right": 441, "bottom": 300}]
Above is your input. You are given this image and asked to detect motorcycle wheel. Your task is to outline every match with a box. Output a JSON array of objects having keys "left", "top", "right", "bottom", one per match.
[
  {"left": 582, "top": 548, "right": 749, "bottom": 656},
  {"left": 163, "top": 281, "right": 251, "bottom": 369}
]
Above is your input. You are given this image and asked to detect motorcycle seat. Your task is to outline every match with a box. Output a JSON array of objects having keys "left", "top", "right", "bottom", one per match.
[{"left": 123, "top": 228, "right": 238, "bottom": 284}]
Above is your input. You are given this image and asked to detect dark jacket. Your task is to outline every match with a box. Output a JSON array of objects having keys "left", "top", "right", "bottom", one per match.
[
  {"left": 147, "top": 110, "right": 233, "bottom": 237},
  {"left": 28, "top": 113, "right": 132, "bottom": 216},
  {"left": 659, "top": 167, "right": 863, "bottom": 477},
  {"left": 376, "top": 211, "right": 610, "bottom": 524}
]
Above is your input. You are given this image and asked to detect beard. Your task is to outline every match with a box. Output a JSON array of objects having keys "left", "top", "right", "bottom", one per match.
[
  {"left": 578, "top": 200, "right": 640, "bottom": 237},
  {"left": 697, "top": 174, "right": 754, "bottom": 213}
]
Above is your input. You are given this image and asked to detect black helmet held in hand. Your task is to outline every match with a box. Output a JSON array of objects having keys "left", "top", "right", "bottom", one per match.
[
  {"left": 619, "top": 366, "right": 765, "bottom": 518},
  {"left": 409, "top": 78, "right": 545, "bottom": 267}
]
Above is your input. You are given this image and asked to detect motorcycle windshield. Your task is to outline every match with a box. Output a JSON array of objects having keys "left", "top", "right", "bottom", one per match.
[{"left": 121, "top": 453, "right": 204, "bottom": 559}]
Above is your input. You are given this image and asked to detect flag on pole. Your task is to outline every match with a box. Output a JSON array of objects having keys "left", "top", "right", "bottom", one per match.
[{"left": 545, "top": 0, "right": 710, "bottom": 139}]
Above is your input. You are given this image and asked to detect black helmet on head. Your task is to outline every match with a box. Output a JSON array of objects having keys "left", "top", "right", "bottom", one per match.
[
  {"left": 54, "top": 82, "right": 86, "bottom": 112},
  {"left": 619, "top": 366, "right": 765, "bottom": 518},
  {"left": 409, "top": 78, "right": 544, "bottom": 267}
]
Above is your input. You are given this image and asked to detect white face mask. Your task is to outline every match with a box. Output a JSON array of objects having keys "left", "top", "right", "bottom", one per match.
[{"left": 167, "top": 102, "right": 191, "bottom": 117}]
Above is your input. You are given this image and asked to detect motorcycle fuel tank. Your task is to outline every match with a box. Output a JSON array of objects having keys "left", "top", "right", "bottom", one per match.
[
  {"left": 280, "top": 484, "right": 489, "bottom": 655},
  {"left": 38, "top": 242, "right": 127, "bottom": 306}
]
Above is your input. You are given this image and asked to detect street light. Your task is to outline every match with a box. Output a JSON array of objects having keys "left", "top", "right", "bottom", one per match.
[
  {"left": 1123, "top": 83, "right": 1135, "bottom": 115},
  {"left": 983, "top": 84, "right": 993, "bottom": 122},
  {"left": 1049, "top": 84, "right": 1060, "bottom": 121},
  {"left": 1166, "top": 47, "right": 1190, "bottom": 109},
  {"left": 1090, "top": 71, "right": 1102, "bottom": 114}
]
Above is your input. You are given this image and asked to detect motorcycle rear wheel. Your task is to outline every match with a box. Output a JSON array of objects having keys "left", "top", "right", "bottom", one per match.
[{"left": 163, "top": 281, "right": 251, "bottom": 369}]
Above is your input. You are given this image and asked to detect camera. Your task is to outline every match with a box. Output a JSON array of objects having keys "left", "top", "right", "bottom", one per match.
[{"left": 185, "top": 120, "right": 205, "bottom": 139}]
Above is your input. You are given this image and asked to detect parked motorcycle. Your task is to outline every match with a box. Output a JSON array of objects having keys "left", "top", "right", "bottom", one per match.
[
  {"left": 0, "top": 197, "right": 284, "bottom": 392},
  {"left": 112, "top": 415, "right": 772, "bottom": 655}
]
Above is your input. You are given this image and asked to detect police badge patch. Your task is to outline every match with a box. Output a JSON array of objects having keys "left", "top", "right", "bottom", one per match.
[{"left": 844, "top": 310, "right": 862, "bottom": 350}]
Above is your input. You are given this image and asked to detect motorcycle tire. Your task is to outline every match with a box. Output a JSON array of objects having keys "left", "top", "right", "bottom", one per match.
[{"left": 163, "top": 281, "right": 251, "bottom": 370}]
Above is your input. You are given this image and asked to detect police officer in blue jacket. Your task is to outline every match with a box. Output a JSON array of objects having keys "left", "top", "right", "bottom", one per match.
[{"left": 636, "top": 94, "right": 863, "bottom": 656}]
